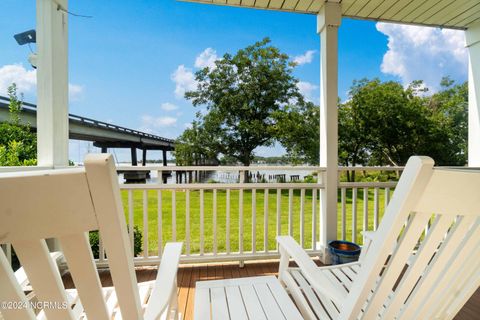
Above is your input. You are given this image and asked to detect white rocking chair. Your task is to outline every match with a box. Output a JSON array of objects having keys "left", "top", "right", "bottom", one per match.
[
  {"left": 0, "top": 154, "right": 182, "bottom": 320},
  {"left": 278, "top": 156, "right": 480, "bottom": 320}
]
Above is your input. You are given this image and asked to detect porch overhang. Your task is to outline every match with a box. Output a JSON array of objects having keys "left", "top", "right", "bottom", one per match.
[{"left": 179, "top": 0, "right": 480, "bottom": 30}]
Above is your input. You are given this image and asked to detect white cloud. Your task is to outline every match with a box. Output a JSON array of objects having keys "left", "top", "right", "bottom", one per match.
[
  {"left": 171, "top": 65, "right": 197, "bottom": 99},
  {"left": 297, "top": 81, "right": 318, "bottom": 102},
  {"left": 0, "top": 64, "right": 36, "bottom": 94},
  {"left": 0, "top": 63, "right": 84, "bottom": 100},
  {"left": 141, "top": 115, "right": 177, "bottom": 127},
  {"left": 160, "top": 102, "right": 178, "bottom": 111},
  {"left": 68, "top": 84, "right": 84, "bottom": 101},
  {"left": 376, "top": 22, "right": 467, "bottom": 91},
  {"left": 195, "top": 48, "right": 218, "bottom": 69},
  {"left": 293, "top": 50, "right": 316, "bottom": 66}
]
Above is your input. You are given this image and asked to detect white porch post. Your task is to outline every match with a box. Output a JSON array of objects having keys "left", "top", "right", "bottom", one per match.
[
  {"left": 317, "top": 1, "right": 341, "bottom": 262},
  {"left": 466, "top": 22, "right": 480, "bottom": 167},
  {"left": 36, "top": 0, "right": 69, "bottom": 168},
  {"left": 36, "top": 0, "right": 69, "bottom": 252}
]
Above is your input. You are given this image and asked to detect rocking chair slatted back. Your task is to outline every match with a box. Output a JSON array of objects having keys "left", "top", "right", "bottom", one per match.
[
  {"left": 342, "top": 156, "right": 480, "bottom": 320},
  {"left": 0, "top": 154, "right": 142, "bottom": 320}
]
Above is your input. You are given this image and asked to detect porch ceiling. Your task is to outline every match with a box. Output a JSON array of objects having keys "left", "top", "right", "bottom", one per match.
[{"left": 179, "top": 0, "right": 480, "bottom": 30}]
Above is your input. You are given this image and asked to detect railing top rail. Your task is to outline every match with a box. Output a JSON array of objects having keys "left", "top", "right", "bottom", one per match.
[
  {"left": 119, "top": 182, "right": 325, "bottom": 190},
  {"left": 339, "top": 181, "right": 398, "bottom": 188},
  {"left": 0, "top": 166, "right": 53, "bottom": 173},
  {"left": 338, "top": 166, "right": 404, "bottom": 171},
  {"left": 115, "top": 165, "right": 405, "bottom": 171},
  {"left": 116, "top": 165, "right": 327, "bottom": 171}
]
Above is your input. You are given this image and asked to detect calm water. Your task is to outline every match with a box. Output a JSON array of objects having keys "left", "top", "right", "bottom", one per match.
[{"left": 118, "top": 167, "right": 316, "bottom": 184}]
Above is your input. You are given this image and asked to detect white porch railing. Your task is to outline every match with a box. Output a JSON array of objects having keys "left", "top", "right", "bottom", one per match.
[
  {"left": 96, "top": 165, "right": 401, "bottom": 267},
  {"left": 0, "top": 165, "right": 403, "bottom": 268}
]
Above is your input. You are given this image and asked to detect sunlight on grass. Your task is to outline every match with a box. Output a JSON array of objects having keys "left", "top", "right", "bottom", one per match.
[{"left": 121, "top": 188, "right": 393, "bottom": 255}]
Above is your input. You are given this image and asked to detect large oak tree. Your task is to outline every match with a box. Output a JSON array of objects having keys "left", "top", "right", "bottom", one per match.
[{"left": 181, "top": 38, "right": 302, "bottom": 166}]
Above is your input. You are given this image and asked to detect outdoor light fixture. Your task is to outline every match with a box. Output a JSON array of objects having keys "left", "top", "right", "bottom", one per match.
[
  {"left": 14, "top": 29, "right": 38, "bottom": 69},
  {"left": 13, "top": 29, "right": 36, "bottom": 45}
]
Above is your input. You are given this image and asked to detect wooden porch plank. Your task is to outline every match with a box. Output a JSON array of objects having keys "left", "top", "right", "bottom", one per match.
[
  {"left": 231, "top": 264, "right": 241, "bottom": 278},
  {"left": 178, "top": 266, "right": 192, "bottom": 318},
  {"left": 185, "top": 265, "right": 200, "bottom": 320},
  {"left": 207, "top": 263, "right": 216, "bottom": 280},
  {"left": 223, "top": 264, "right": 233, "bottom": 279}
]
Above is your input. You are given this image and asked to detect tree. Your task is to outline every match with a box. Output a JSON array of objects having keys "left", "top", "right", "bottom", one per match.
[
  {"left": 0, "top": 84, "right": 37, "bottom": 166},
  {"left": 278, "top": 78, "right": 468, "bottom": 173},
  {"left": 174, "top": 121, "right": 218, "bottom": 165},
  {"left": 425, "top": 78, "right": 467, "bottom": 166},
  {"left": 345, "top": 79, "right": 433, "bottom": 166},
  {"left": 276, "top": 101, "right": 319, "bottom": 165},
  {"left": 184, "top": 38, "right": 302, "bottom": 166}
]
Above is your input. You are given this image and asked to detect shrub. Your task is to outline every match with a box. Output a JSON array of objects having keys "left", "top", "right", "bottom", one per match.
[
  {"left": 303, "top": 175, "right": 316, "bottom": 183},
  {"left": 89, "top": 225, "right": 142, "bottom": 258}
]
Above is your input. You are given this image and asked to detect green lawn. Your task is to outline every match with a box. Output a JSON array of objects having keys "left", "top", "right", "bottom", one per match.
[{"left": 121, "top": 188, "right": 393, "bottom": 255}]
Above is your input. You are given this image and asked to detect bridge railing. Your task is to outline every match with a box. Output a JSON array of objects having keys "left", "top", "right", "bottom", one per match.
[{"left": 0, "top": 95, "right": 175, "bottom": 144}]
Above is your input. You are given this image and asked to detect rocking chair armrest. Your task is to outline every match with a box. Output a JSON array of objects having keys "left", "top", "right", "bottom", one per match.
[
  {"left": 276, "top": 236, "right": 347, "bottom": 305},
  {"left": 359, "top": 231, "right": 376, "bottom": 262},
  {"left": 277, "top": 236, "right": 319, "bottom": 277},
  {"left": 144, "top": 242, "right": 183, "bottom": 320}
]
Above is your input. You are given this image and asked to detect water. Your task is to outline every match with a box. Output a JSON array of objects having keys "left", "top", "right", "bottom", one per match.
[{"left": 118, "top": 167, "right": 317, "bottom": 184}]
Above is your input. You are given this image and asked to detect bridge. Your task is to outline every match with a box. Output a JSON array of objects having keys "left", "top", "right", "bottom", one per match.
[{"left": 0, "top": 96, "right": 175, "bottom": 167}]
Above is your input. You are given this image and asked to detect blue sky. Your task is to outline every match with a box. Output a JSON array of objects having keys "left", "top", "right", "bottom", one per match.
[{"left": 0, "top": 1, "right": 468, "bottom": 162}]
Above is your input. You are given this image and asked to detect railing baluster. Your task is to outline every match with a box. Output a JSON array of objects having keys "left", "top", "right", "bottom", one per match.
[
  {"left": 312, "top": 189, "right": 317, "bottom": 250},
  {"left": 239, "top": 188, "right": 244, "bottom": 255},
  {"left": 300, "top": 188, "right": 305, "bottom": 248},
  {"left": 128, "top": 190, "right": 134, "bottom": 255},
  {"left": 341, "top": 188, "right": 346, "bottom": 241},
  {"left": 363, "top": 187, "right": 368, "bottom": 238},
  {"left": 158, "top": 172, "right": 163, "bottom": 256},
  {"left": 385, "top": 187, "right": 390, "bottom": 211},
  {"left": 373, "top": 187, "right": 379, "bottom": 231},
  {"left": 172, "top": 189, "right": 176, "bottom": 242},
  {"left": 264, "top": 188, "right": 269, "bottom": 252},
  {"left": 185, "top": 189, "right": 190, "bottom": 255},
  {"left": 226, "top": 189, "right": 231, "bottom": 254},
  {"left": 99, "top": 235, "right": 105, "bottom": 262},
  {"left": 6, "top": 244, "right": 12, "bottom": 266},
  {"left": 143, "top": 190, "right": 148, "bottom": 258},
  {"left": 276, "top": 188, "right": 281, "bottom": 250},
  {"left": 252, "top": 189, "right": 256, "bottom": 254},
  {"left": 352, "top": 187, "right": 357, "bottom": 243},
  {"left": 239, "top": 171, "right": 244, "bottom": 258},
  {"left": 288, "top": 188, "right": 293, "bottom": 236},
  {"left": 200, "top": 189, "right": 205, "bottom": 255},
  {"left": 213, "top": 189, "right": 218, "bottom": 255}
]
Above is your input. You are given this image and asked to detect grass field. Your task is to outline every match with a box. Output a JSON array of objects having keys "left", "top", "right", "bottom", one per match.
[{"left": 121, "top": 188, "right": 393, "bottom": 255}]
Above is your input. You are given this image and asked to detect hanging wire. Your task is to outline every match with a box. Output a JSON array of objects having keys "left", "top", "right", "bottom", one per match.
[{"left": 53, "top": 0, "right": 93, "bottom": 19}]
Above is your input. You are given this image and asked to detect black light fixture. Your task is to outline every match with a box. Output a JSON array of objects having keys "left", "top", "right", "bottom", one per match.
[
  {"left": 14, "top": 29, "right": 36, "bottom": 45},
  {"left": 14, "top": 29, "right": 38, "bottom": 69}
]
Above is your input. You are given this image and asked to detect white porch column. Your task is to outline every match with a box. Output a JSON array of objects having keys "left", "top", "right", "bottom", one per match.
[
  {"left": 467, "top": 22, "right": 480, "bottom": 167},
  {"left": 37, "top": 0, "right": 69, "bottom": 252},
  {"left": 317, "top": 1, "right": 341, "bottom": 262},
  {"left": 36, "top": 0, "right": 69, "bottom": 168}
]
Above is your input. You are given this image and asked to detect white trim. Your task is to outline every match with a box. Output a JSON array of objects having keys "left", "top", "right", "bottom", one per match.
[
  {"left": 318, "top": 2, "right": 342, "bottom": 261},
  {"left": 36, "top": 0, "right": 69, "bottom": 167}
]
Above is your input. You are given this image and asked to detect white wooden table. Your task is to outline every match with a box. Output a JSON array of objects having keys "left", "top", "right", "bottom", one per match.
[{"left": 194, "top": 275, "right": 303, "bottom": 320}]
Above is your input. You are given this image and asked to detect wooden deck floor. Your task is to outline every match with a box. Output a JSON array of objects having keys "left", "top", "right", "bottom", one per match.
[{"left": 62, "top": 260, "right": 479, "bottom": 320}]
